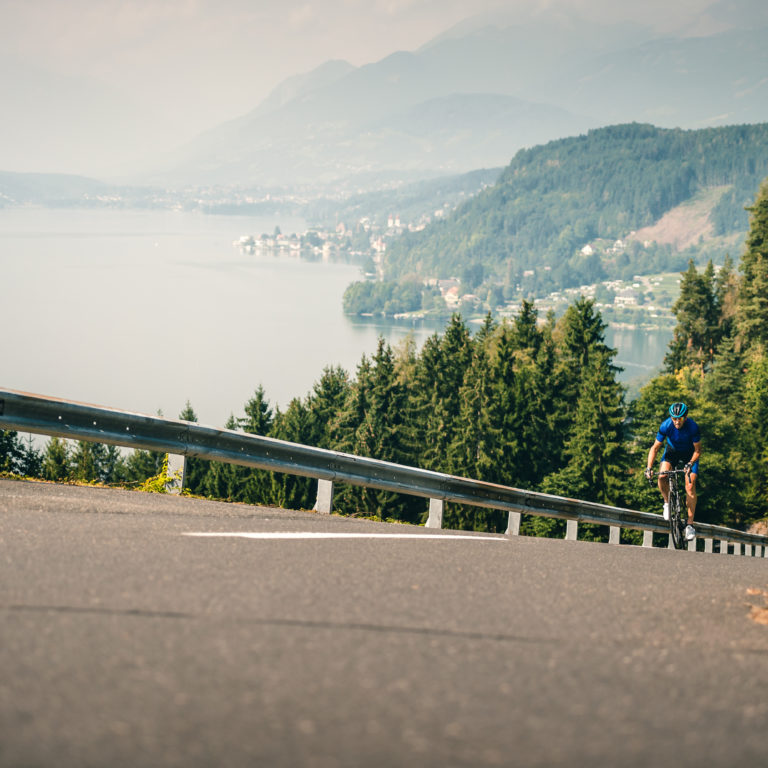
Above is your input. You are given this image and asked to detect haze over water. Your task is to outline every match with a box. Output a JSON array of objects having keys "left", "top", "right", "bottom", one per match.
[
  {"left": 0, "top": 208, "right": 438, "bottom": 426},
  {"left": 1, "top": 208, "right": 670, "bottom": 429}
]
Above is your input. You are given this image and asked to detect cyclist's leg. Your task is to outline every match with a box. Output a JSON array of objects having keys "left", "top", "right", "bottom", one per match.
[
  {"left": 658, "top": 459, "right": 672, "bottom": 503},
  {"left": 685, "top": 471, "right": 698, "bottom": 524}
]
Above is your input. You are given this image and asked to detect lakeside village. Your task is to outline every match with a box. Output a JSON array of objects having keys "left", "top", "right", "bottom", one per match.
[{"left": 235, "top": 216, "right": 678, "bottom": 331}]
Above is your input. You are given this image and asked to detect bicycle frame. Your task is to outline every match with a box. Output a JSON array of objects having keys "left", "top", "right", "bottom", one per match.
[{"left": 657, "top": 466, "right": 689, "bottom": 549}]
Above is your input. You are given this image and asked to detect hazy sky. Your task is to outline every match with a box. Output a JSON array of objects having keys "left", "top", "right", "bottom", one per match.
[{"left": 1, "top": 0, "right": 720, "bottom": 177}]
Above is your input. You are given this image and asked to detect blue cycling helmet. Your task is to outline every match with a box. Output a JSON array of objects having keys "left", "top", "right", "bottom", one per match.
[{"left": 669, "top": 402, "right": 688, "bottom": 418}]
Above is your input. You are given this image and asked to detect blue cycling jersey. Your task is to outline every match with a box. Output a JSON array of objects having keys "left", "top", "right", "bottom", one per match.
[
  {"left": 656, "top": 417, "right": 701, "bottom": 473},
  {"left": 656, "top": 417, "right": 700, "bottom": 452}
]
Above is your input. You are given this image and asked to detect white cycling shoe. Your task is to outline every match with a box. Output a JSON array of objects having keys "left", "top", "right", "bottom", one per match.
[
  {"left": 685, "top": 524, "right": 696, "bottom": 541},
  {"left": 662, "top": 502, "right": 670, "bottom": 521}
]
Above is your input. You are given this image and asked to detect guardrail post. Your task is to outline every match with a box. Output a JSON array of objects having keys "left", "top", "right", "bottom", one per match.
[
  {"left": 734, "top": 542, "right": 742, "bottom": 556},
  {"left": 566, "top": 520, "right": 578, "bottom": 541},
  {"left": 313, "top": 479, "right": 334, "bottom": 514},
  {"left": 642, "top": 531, "right": 653, "bottom": 548},
  {"left": 506, "top": 511, "right": 521, "bottom": 536},
  {"left": 164, "top": 454, "right": 185, "bottom": 494},
  {"left": 704, "top": 538, "right": 713, "bottom": 554},
  {"left": 719, "top": 540, "right": 728, "bottom": 555},
  {"left": 668, "top": 534, "right": 674, "bottom": 549},
  {"left": 425, "top": 498, "right": 444, "bottom": 529},
  {"left": 609, "top": 526, "right": 620, "bottom": 545}
]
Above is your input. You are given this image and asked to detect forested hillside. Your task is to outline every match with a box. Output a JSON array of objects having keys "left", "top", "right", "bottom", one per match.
[{"left": 383, "top": 123, "right": 768, "bottom": 298}]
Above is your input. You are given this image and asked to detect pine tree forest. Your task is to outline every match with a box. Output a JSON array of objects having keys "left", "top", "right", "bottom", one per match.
[{"left": 3, "top": 177, "right": 768, "bottom": 536}]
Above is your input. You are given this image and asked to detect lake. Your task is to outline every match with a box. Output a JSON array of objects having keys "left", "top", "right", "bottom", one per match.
[{"left": 0, "top": 208, "right": 671, "bottom": 429}]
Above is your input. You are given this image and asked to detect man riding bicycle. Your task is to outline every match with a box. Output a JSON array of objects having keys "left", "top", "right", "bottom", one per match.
[{"left": 644, "top": 402, "right": 702, "bottom": 542}]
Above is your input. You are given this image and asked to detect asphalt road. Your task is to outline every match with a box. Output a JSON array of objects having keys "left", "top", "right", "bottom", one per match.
[{"left": 2, "top": 477, "right": 768, "bottom": 768}]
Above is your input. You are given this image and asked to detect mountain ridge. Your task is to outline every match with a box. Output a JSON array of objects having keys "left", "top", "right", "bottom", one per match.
[{"left": 149, "top": 9, "right": 768, "bottom": 189}]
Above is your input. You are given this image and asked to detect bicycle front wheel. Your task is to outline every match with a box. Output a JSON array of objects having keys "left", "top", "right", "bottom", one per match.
[
  {"left": 670, "top": 514, "right": 685, "bottom": 549},
  {"left": 670, "top": 496, "right": 686, "bottom": 549}
]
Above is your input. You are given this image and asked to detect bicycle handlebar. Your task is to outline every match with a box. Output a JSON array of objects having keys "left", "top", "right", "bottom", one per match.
[{"left": 644, "top": 466, "right": 690, "bottom": 485}]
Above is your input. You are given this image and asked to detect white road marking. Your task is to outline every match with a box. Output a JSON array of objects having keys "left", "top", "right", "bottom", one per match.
[{"left": 183, "top": 532, "right": 506, "bottom": 541}]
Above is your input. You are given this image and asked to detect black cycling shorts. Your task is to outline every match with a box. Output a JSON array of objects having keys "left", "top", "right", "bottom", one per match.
[{"left": 661, "top": 448, "right": 699, "bottom": 475}]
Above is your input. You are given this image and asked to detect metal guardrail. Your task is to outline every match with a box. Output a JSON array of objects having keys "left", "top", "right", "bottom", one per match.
[{"left": 2, "top": 388, "right": 767, "bottom": 557}]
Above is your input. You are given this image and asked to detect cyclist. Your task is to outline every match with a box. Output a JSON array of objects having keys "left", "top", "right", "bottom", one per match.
[{"left": 644, "top": 402, "right": 701, "bottom": 541}]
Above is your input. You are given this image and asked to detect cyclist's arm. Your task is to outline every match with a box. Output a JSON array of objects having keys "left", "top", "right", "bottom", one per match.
[
  {"left": 687, "top": 440, "right": 702, "bottom": 471},
  {"left": 646, "top": 439, "right": 663, "bottom": 472}
]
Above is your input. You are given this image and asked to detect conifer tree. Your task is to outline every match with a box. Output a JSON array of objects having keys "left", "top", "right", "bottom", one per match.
[
  {"left": 390, "top": 334, "right": 423, "bottom": 464},
  {"left": 714, "top": 254, "right": 739, "bottom": 344},
  {"left": 0, "top": 430, "right": 25, "bottom": 474},
  {"left": 740, "top": 350, "right": 768, "bottom": 523},
  {"left": 101, "top": 445, "right": 128, "bottom": 484},
  {"left": 240, "top": 385, "right": 274, "bottom": 435},
  {"left": 306, "top": 366, "right": 351, "bottom": 449},
  {"left": 736, "top": 179, "right": 768, "bottom": 353},
  {"left": 361, "top": 339, "right": 415, "bottom": 520},
  {"left": 71, "top": 440, "right": 108, "bottom": 482},
  {"left": 447, "top": 316, "right": 500, "bottom": 481},
  {"left": 664, "top": 259, "right": 719, "bottom": 372},
  {"left": 332, "top": 355, "right": 373, "bottom": 455},
  {"left": 444, "top": 319, "right": 506, "bottom": 530},
  {"left": 0, "top": 431, "right": 42, "bottom": 476},
  {"left": 125, "top": 448, "right": 164, "bottom": 484},
  {"left": 269, "top": 398, "right": 315, "bottom": 510},
  {"left": 419, "top": 315, "right": 473, "bottom": 473},
  {"left": 43, "top": 437, "right": 71, "bottom": 481},
  {"left": 540, "top": 347, "right": 626, "bottom": 507},
  {"left": 236, "top": 387, "right": 275, "bottom": 504},
  {"left": 552, "top": 297, "right": 617, "bottom": 447},
  {"left": 19, "top": 435, "right": 44, "bottom": 478},
  {"left": 332, "top": 340, "right": 417, "bottom": 521},
  {"left": 403, "top": 332, "right": 443, "bottom": 468},
  {"left": 203, "top": 414, "right": 243, "bottom": 501},
  {"left": 727, "top": 178, "right": 768, "bottom": 524},
  {"left": 512, "top": 300, "right": 541, "bottom": 354},
  {"left": 331, "top": 354, "right": 374, "bottom": 516},
  {"left": 178, "top": 401, "right": 207, "bottom": 494},
  {"left": 701, "top": 334, "right": 744, "bottom": 413}
]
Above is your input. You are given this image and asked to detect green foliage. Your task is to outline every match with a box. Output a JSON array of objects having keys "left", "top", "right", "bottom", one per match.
[
  {"left": 332, "top": 338, "right": 422, "bottom": 523},
  {"left": 43, "top": 437, "right": 71, "bottom": 481},
  {"left": 1, "top": 430, "right": 25, "bottom": 475},
  {"left": 384, "top": 123, "right": 768, "bottom": 296},
  {"left": 0, "top": 431, "right": 42, "bottom": 478},
  {"left": 343, "top": 279, "right": 440, "bottom": 316},
  {"left": 541, "top": 347, "right": 626, "bottom": 506},
  {"left": 268, "top": 398, "right": 316, "bottom": 510},
  {"left": 138, "top": 454, "right": 183, "bottom": 494},
  {"left": 664, "top": 259, "right": 722, "bottom": 372},
  {"left": 736, "top": 179, "right": 768, "bottom": 353},
  {"left": 125, "top": 448, "right": 165, "bottom": 484}
]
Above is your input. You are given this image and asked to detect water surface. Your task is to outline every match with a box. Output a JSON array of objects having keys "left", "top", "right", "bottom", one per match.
[{"left": 0, "top": 208, "right": 671, "bottom": 428}]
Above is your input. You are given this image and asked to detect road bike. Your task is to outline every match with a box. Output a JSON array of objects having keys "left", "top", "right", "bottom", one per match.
[{"left": 648, "top": 464, "right": 689, "bottom": 549}]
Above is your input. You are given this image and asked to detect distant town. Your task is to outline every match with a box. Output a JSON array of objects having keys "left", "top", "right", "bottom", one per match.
[{"left": 232, "top": 208, "right": 679, "bottom": 330}]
